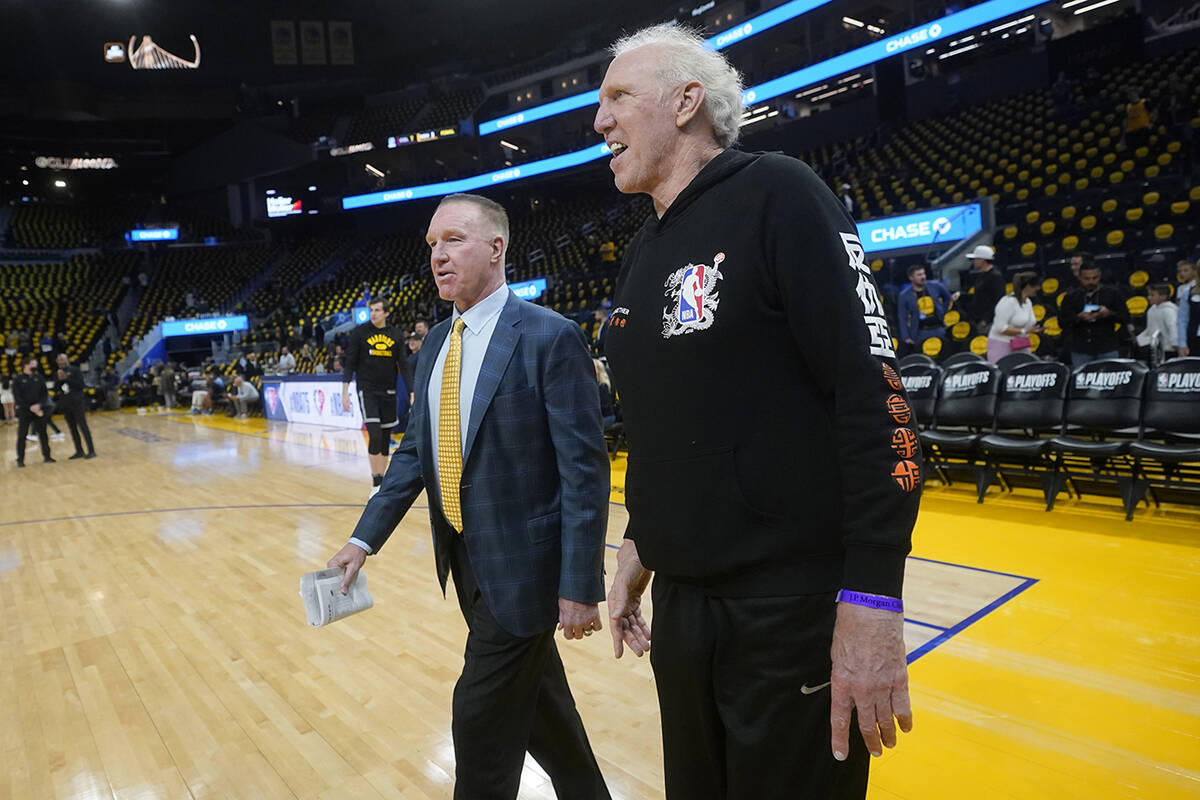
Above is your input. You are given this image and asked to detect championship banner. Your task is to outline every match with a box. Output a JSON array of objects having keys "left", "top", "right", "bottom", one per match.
[
  {"left": 328, "top": 21, "right": 354, "bottom": 65},
  {"left": 299, "top": 21, "right": 327, "bottom": 65},
  {"left": 271, "top": 21, "right": 298, "bottom": 65}
]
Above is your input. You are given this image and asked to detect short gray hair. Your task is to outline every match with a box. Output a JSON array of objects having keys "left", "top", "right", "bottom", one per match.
[
  {"left": 610, "top": 23, "right": 745, "bottom": 149},
  {"left": 438, "top": 193, "right": 510, "bottom": 251}
]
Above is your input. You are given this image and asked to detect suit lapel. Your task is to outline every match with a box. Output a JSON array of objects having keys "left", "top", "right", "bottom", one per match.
[{"left": 463, "top": 292, "right": 521, "bottom": 464}]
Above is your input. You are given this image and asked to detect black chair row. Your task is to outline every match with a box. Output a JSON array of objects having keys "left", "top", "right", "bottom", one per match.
[{"left": 901, "top": 357, "right": 1200, "bottom": 519}]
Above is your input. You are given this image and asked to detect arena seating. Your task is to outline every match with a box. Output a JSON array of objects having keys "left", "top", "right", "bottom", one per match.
[
  {"left": 0, "top": 252, "right": 134, "bottom": 377},
  {"left": 345, "top": 93, "right": 430, "bottom": 145},
  {"left": 8, "top": 203, "right": 147, "bottom": 249}
]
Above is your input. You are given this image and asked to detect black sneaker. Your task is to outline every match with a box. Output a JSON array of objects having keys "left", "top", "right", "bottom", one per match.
[
  {"left": 44, "top": 457, "right": 56, "bottom": 463},
  {"left": 69, "top": 452, "right": 86, "bottom": 460},
  {"left": 16, "top": 461, "right": 24, "bottom": 468},
  {"left": 84, "top": 452, "right": 97, "bottom": 459}
]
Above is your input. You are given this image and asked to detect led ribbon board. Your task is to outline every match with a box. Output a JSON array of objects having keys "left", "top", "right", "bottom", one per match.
[
  {"left": 741, "top": 0, "right": 1043, "bottom": 107},
  {"left": 510, "top": 278, "right": 548, "bottom": 300},
  {"left": 343, "top": 0, "right": 1044, "bottom": 211},
  {"left": 856, "top": 203, "right": 984, "bottom": 254},
  {"left": 130, "top": 228, "right": 179, "bottom": 242},
  {"left": 477, "top": 0, "right": 835, "bottom": 135},
  {"left": 479, "top": 0, "right": 1042, "bottom": 136},
  {"left": 161, "top": 315, "right": 248, "bottom": 337},
  {"left": 342, "top": 144, "right": 612, "bottom": 209}
]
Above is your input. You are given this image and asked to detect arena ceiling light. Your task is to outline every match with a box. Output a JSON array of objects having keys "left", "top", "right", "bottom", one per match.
[
  {"left": 477, "top": 0, "right": 836, "bottom": 135},
  {"left": 1072, "top": 0, "right": 1121, "bottom": 14}
]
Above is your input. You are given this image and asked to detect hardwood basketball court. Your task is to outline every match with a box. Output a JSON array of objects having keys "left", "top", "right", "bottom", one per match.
[{"left": 2, "top": 409, "right": 1197, "bottom": 799}]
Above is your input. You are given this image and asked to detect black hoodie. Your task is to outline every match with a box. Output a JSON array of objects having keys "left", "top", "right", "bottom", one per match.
[{"left": 605, "top": 150, "right": 920, "bottom": 598}]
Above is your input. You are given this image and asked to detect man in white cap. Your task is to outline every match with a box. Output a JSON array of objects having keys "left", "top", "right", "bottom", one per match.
[{"left": 956, "top": 244, "right": 1005, "bottom": 333}]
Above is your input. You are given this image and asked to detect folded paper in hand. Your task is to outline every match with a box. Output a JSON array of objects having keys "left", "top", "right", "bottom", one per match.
[{"left": 300, "top": 567, "right": 373, "bottom": 627}]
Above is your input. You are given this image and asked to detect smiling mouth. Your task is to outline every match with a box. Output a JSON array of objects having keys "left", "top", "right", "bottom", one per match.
[{"left": 609, "top": 142, "right": 627, "bottom": 159}]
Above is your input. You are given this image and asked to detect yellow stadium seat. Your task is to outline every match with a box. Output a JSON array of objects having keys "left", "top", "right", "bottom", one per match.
[
  {"left": 1106, "top": 230, "right": 1125, "bottom": 247},
  {"left": 1109, "top": 171, "right": 1124, "bottom": 185},
  {"left": 1102, "top": 152, "right": 1116, "bottom": 165},
  {"left": 1021, "top": 242, "right": 1037, "bottom": 257},
  {"left": 1171, "top": 201, "right": 1191, "bottom": 216},
  {"left": 1034, "top": 304, "right": 1047, "bottom": 322},
  {"left": 969, "top": 336, "right": 989, "bottom": 355},
  {"left": 1126, "top": 296, "right": 1149, "bottom": 316},
  {"left": 1125, "top": 208, "right": 1144, "bottom": 223},
  {"left": 1031, "top": 176, "right": 1044, "bottom": 189},
  {"left": 951, "top": 322, "right": 972, "bottom": 341},
  {"left": 1142, "top": 191, "right": 1160, "bottom": 207},
  {"left": 1016, "top": 188, "right": 1030, "bottom": 201},
  {"left": 1129, "top": 270, "right": 1149, "bottom": 288},
  {"left": 1062, "top": 236, "right": 1079, "bottom": 253},
  {"left": 1145, "top": 165, "right": 1161, "bottom": 179},
  {"left": 1101, "top": 199, "right": 1118, "bottom": 213},
  {"left": 1190, "top": 186, "right": 1200, "bottom": 202},
  {"left": 1040, "top": 221, "right": 1056, "bottom": 236},
  {"left": 1045, "top": 184, "right": 1058, "bottom": 196},
  {"left": 1120, "top": 159, "right": 1135, "bottom": 173},
  {"left": 922, "top": 337, "right": 944, "bottom": 357},
  {"left": 1166, "top": 140, "right": 1181, "bottom": 153},
  {"left": 1003, "top": 226, "right": 1019, "bottom": 240},
  {"left": 1155, "top": 224, "right": 1175, "bottom": 241}
]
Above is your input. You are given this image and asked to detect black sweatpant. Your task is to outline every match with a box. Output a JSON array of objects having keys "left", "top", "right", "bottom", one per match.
[
  {"left": 649, "top": 578, "right": 870, "bottom": 800},
  {"left": 62, "top": 398, "right": 95, "bottom": 455},
  {"left": 448, "top": 534, "right": 610, "bottom": 800},
  {"left": 15, "top": 412, "right": 50, "bottom": 463}
]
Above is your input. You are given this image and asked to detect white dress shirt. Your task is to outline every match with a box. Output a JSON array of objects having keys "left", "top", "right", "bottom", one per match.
[{"left": 350, "top": 283, "right": 509, "bottom": 554}]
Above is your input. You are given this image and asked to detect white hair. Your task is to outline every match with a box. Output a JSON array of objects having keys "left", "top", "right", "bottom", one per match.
[{"left": 610, "top": 23, "right": 745, "bottom": 149}]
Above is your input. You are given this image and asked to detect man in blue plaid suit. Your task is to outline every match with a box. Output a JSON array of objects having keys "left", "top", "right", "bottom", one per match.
[{"left": 327, "top": 194, "right": 611, "bottom": 800}]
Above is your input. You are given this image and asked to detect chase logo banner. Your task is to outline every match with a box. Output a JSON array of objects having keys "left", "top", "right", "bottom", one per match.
[
  {"left": 662, "top": 253, "right": 724, "bottom": 338},
  {"left": 856, "top": 203, "right": 984, "bottom": 254},
  {"left": 161, "top": 315, "right": 248, "bottom": 338}
]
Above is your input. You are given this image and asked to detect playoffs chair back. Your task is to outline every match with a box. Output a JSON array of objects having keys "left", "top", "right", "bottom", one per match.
[
  {"left": 1127, "top": 358, "right": 1200, "bottom": 515},
  {"left": 1142, "top": 358, "right": 1200, "bottom": 435},
  {"left": 1046, "top": 359, "right": 1149, "bottom": 517},
  {"left": 899, "top": 362, "right": 942, "bottom": 427},
  {"left": 1065, "top": 359, "right": 1149, "bottom": 432},
  {"left": 976, "top": 361, "right": 1071, "bottom": 504},
  {"left": 996, "top": 362, "right": 1071, "bottom": 430},
  {"left": 934, "top": 361, "right": 1002, "bottom": 428}
]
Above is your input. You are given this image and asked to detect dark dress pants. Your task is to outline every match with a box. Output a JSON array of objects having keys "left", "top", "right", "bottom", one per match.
[
  {"left": 62, "top": 397, "right": 94, "bottom": 455},
  {"left": 649, "top": 578, "right": 871, "bottom": 800},
  {"left": 15, "top": 412, "right": 50, "bottom": 463},
  {"left": 447, "top": 533, "right": 610, "bottom": 800}
]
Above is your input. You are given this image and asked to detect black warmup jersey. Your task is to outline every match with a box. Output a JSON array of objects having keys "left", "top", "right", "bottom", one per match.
[
  {"left": 13, "top": 372, "right": 49, "bottom": 414},
  {"left": 342, "top": 322, "right": 413, "bottom": 392}
]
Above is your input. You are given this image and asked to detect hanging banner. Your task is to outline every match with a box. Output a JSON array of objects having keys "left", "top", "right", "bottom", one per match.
[
  {"left": 299, "top": 21, "right": 327, "bottom": 65},
  {"left": 271, "top": 21, "right": 298, "bottom": 66},
  {"left": 328, "top": 21, "right": 354, "bottom": 65}
]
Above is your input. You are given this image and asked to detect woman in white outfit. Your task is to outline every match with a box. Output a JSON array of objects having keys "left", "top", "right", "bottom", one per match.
[
  {"left": 0, "top": 375, "right": 14, "bottom": 423},
  {"left": 988, "top": 271, "right": 1042, "bottom": 362}
]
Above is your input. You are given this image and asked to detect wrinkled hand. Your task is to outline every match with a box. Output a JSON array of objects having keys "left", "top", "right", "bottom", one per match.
[
  {"left": 607, "top": 539, "right": 652, "bottom": 658},
  {"left": 558, "top": 599, "right": 602, "bottom": 640},
  {"left": 830, "top": 601, "right": 913, "bottom": 761},
  {"left": 327, "top": 542, "right": 367, "bottom": 595},
  {"left": 30, "top": 404, "right": 42, "bottom": 416},
  {"left": 341, "top": 390, "right": 351, "bottom": 410}
]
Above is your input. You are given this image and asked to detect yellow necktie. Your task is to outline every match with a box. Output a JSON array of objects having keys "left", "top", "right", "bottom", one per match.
[{"left": 438, "top": 318, "right": 466, "bottom": 531}]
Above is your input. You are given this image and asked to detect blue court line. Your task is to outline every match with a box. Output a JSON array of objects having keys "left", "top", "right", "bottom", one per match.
[
  {"left": 603, "top": 533, "right": 1036, "bottom": 660},
  {"left": 906, "top": 576, "right": 1039, "bottom": 664}
]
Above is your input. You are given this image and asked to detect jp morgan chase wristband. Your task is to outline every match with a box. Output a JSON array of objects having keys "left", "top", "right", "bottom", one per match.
[{"left": 836, "top": 590, "right": 903, "bottom": 613}]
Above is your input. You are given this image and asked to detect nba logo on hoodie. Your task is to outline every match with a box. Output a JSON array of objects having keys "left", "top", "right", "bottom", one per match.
[{"left": 663, "top": 253, "right": 725, "bottom": 338}]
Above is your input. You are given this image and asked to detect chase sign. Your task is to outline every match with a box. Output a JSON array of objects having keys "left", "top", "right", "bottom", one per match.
[{"left": 856, "top": 203, "right": 984, "bottom": 254}]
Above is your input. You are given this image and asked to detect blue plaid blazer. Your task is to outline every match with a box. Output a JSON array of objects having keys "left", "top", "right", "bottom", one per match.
[{"left": 350, "top": 291, "right": 610, "bottom": 637}]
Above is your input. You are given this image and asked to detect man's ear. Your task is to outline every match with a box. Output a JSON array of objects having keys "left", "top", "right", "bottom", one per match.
[{"left": 675, "top": 80, "right": 707, "bottom": 129}]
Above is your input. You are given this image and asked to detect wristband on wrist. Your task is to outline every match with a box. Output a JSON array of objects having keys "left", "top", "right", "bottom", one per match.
[{"left": 836, "top": 589, "right": 903, "bottom": 613}]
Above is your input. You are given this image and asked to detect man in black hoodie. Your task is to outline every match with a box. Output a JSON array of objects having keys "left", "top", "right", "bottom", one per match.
[{"left": 595, "top": 24, "right": 920, "bottom": 799}]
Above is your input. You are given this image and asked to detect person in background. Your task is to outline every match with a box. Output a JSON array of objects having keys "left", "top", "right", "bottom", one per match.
[
  {"left": 897, "top": 265, "right": 953, "bottom": 354},
  {"left": 14, "top": 357, "right": 54, "bottom": 466},
  {"left": 593, "top": 358, "right": 615, "bottom": 428},
  {"left": 1059, "top": 262, "right": 1129, "bottom": 367},
  {"left": 158, "top": 362, "right": 177, "bottom": 409},
  {"left": 956, "top": 245, "right": 1005, "bottom": 333},
  {"left": 1136, "top": 284, "right": 1179, "bottom": 360},
  {"left": 229, "top": 375, "right": 260, "bottom": 418},
  {"left": 987, "top": 271, "right": 1042, "bottom": 362},
  {"left": 1177, "top": 259, "right": 1197, "bottom": 356},
  {"left": 277, "top": 346, "right": 297, "bottom": 375},
  {"left": 55, "top": 353, "right": 97, "bottom": 459},
  {"left": 1, "top": 374, "right": 15, "bottom": 423}
]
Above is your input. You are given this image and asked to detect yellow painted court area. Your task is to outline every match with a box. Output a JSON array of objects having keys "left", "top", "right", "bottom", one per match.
[{"left": 1, "top": 409, "right": 1197, "bottom": 799}]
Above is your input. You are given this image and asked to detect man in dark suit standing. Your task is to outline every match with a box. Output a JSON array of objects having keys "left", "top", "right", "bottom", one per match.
[
  {"left": 327, "top": 194, "right": 611, "bottom": 800},
  {"left": 55, "top": 353, "right": 96, "bottom": 459},
  {"left": 13, "top": 357, "right": 54, "bottom": 467}
]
